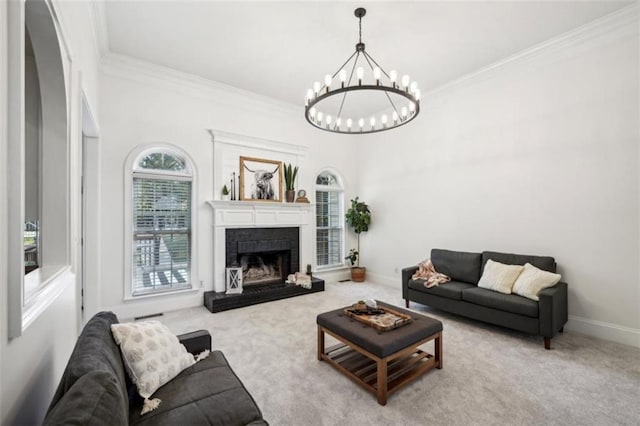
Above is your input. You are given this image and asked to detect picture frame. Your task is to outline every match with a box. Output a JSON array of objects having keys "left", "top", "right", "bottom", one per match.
[{"left": 239, "top": 156, "right": 283, "bottom": 202}]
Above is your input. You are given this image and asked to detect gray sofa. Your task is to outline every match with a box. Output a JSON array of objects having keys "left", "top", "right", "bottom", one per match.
[
  {"left": 43, "top": 311, "right": 267, "bottom": 425},
  {"left": 402, "top": 249, "right": 568, "bottom": 349}
]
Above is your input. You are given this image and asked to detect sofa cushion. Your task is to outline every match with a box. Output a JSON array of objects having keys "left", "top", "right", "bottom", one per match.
[
  {"left": 513, "top": 263, "right": 562, "bottom": 301},
  {"left": 408, "top": 279, "right": 476, "bottom": 301},
  {"left": 462, "top": 287, "right": 539, "bottom": 318},
  {"left": 477, "top": 260, "right": 524, "bottom": 294},
  {"left": 43, "top": 370, "right": 129, "bottom": 426},
  {"left": 46, "top": 311, "right": 129, "bottom": 416},
  {"left": 482, "top": 251, "right": 556, "bottom": 273},
  {"left": 130, "top": 351, "right": 266, "bottom": 426},
  {"left": 431, "top": 249, "right": 482, "bottom": 284}
]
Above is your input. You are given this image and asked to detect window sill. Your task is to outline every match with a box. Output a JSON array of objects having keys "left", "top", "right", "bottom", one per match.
[
  {"left": 124, "top": 286, "right": 201, "bottom": 301},
  {"left": 22, "top": 265, "right": 74, "bottom": 332},
  {"left": 316, "top": 264, "right": 349, "bottom": 273}
]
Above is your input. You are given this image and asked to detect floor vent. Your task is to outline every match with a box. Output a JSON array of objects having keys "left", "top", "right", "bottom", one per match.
[{"left": 134, "top": 313, "right": 164, "bottom": 321}]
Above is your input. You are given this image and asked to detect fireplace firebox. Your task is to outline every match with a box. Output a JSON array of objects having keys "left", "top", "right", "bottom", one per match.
[{"left": 225, "top": 227, "right": 299, "bottom": 287}]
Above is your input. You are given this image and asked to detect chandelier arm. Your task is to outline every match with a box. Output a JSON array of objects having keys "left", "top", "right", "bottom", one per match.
[
  {"left": 362, "top": 52, "right": 376, "bottom": 71},
  {"left": 329, "top": 50, "right": 358, "bottom": 82},
  {"left": 383, "top": 90, "right": 401, "bottom": 117},
  {"left": 362, "top": 51, "right": 401, "bottom": 116},
  {"left": 335, "top": 51, "right": 361, "bottom": 124},
  {"left": 363, "top": 51, "right": 391, "bottom": 79}
]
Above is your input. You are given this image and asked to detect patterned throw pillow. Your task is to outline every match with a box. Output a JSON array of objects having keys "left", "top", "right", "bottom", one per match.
[
  {"left": 111, "top": 321, "right": 195, "bottom": 411},
  {"left": 512, "top": 263, "right": 562, "bottom": 301},
  {"left": 477, "top": 259, "right": 524, "bottom": 294}
]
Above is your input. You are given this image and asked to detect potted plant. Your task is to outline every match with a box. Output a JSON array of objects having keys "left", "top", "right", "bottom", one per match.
[
  {"left": 283, "top": 163, "right": 298, "bottom": 203},
  {"left": 221, "top": 184, "right": 230, "bottom": 201},
  {"left": 345, "top": 197, "right": 371, "bottom": 282}
]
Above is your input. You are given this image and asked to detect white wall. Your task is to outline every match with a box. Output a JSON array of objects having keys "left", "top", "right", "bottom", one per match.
[
  {"left": 0, "top": 1, "right": 101, "bottom": 423},
  {"left": 97, "top": 56, "right": 357, "bottom": 320},
  {"left": 358, "top": 9, "right": 639, "bottom": 346}
]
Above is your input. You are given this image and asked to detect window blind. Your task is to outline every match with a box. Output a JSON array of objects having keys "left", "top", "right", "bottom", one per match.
[
  {"left": 316, "top": 190, "right": 342, "bottom": 267},
  {"left": 132, "top": 177, "right": 192, "bottom": 295}
]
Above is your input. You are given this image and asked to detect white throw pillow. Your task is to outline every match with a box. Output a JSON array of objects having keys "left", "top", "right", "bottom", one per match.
[
  {"left": 111, "top": 321, "right": 195, "bottom": 400},
  {"left": 512, "top": 263, "right": 562, "bottom": 301},
  {"left": 477, "top": 259, "right": 524, "bottom": 294}
]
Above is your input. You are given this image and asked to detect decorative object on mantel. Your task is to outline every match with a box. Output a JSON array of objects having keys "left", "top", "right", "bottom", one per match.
[
  {"left": 231, "top": 172, "right": 237, "bottom": 201},
  {"left": 239, "top": 156, "right": 283, "bottom": 202},
  {"left": 225, "top": 266, "right": 243, "bottom": 294},
  {"left": 345, "top": 197, "right": 371, "bottom": 282},
  {"left": 283, "top": 163, "right": 299, "bottom": 203},
  {"left": 221, "top": 184, "right": 230, "bottom": 201},
  {"left": 295, "top": 189, "right": 310, "bottom": 203},
  {"left": 304, "top": 7, "right": 420, "bottom": 134}
]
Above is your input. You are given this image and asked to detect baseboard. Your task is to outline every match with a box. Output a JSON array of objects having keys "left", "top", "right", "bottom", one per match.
[
  {"left": 314, "top": 268, "right": 350, "bottom": 284},
  {"left": 566, "top": 316, "right": 640, "bottom": 348},
  {"left": 365, "top": 271, "right": 399, "bottom": 289},
  {"left": 102, "top": 292, "right": 204, "bottom": 321}
]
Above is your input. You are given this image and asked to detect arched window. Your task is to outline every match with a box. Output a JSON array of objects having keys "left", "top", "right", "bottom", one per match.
[
  {"left": 130, "top": 148, "right": 193, "bottom": 296},
  {"left": 315, "top": 170, "right": 344, "bottom": 269}
]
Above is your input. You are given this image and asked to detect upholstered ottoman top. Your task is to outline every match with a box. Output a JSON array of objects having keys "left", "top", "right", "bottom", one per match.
[{"left": 317, "top": 301, "right": 442, "bottom": 358}]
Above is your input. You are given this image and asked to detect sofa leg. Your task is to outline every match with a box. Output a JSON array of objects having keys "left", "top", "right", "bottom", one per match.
[
  {"left": 405, "top": 300, "right": 409, "bottom": 308},
  {"left": 559, "top": 327, "right": 564, "bottom": 333},
  {"left": 544, "top": 337, "right": 551, "bottom": 350}
]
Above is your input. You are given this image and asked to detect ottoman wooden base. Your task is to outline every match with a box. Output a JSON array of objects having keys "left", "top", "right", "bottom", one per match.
[{"left": 317, "top": 303, "right": 443, "bottom": 406}]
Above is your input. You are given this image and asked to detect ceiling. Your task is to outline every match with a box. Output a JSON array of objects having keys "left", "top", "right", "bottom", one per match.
[{"left": 103, "top": 1, "right": 631, "bottom": 111}]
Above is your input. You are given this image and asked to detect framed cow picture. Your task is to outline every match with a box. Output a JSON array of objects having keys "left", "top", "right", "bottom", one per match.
[{"left": 239, "top": 156, "right": 283, "bottom": 202}]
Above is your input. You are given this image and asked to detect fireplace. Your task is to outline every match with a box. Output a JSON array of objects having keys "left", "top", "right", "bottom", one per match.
[{"left": 225, "top": 227, "right": 299, "bottom": 287}]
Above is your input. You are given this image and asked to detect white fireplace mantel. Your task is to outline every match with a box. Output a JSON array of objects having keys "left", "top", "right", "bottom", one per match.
[
  {"left": 207, "top": 200, "right": 313, "bottom": 292},
  {"left": 206, "top": 200, "right": 311, "bottom": 228}
]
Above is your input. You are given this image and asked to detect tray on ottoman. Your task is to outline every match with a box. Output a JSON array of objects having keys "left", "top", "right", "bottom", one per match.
[
  {"left": 317, "top": 301, "right": 443, "bottom": 405},
  {"left": 344, "top": 305, "right": 413, "bottom": 331}
]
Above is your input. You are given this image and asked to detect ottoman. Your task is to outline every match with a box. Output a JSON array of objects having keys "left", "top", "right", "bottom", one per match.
[{"left": 317, "top": 301, "right": 443, "bottom": 405}]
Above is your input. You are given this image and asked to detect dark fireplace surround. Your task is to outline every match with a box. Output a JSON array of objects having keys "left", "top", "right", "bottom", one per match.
[
  {"left": 205, "top": 227, "right": 324, "bottom": 313},
  {"left": 225, "top": 227, "right": 299, "bottom": 287}
]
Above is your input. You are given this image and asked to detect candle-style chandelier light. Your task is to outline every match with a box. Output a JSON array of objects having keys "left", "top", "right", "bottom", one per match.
[{"left": 304, "top": 7, "right": 420, "bottom": 134}]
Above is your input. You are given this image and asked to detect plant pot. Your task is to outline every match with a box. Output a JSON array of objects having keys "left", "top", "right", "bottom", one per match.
[
  {"left": 285, "top": 190, "right": 296, "bottom": 203},
  {"left": 350, "top": 266, "right": 366, "bottom": 282},
  {"left": 221, "top": 194, "right": 230, "bottom": 201}
]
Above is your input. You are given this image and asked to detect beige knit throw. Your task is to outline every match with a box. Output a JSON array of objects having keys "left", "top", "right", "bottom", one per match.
[{"left": 412, "top": 259, "right": 451, "bottom": 288}]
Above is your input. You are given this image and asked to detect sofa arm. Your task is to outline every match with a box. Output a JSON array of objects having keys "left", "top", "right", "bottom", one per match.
[
  {"left": 178, "top": 330, "right": 211, "bottom": 355},
  {"left": 538, "top": 281, "right": 568, "bottom": 338},
  {"left": 402, "top": 266, "right": 419, "bottom": 300}
]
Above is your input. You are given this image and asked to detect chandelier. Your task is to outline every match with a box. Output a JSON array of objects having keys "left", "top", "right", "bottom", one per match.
[{"left": 304, "top": 7, "right": 420, "bottom": 134}]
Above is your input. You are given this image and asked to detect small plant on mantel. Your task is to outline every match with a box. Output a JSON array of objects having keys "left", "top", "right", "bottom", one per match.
[
  {"left": 221, "top": 184, "right": 230, "bottom": 200},
  {"left": 283, "top": 163, "right": 298, "bottom": 203},
  {"left": 345, "top": 197, "right": 371, "bottom": 282}
]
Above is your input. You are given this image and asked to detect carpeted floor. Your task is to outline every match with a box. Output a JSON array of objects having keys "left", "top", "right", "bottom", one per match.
[{"left": 158, "top": 280, "right": 640, "bottom": 425}]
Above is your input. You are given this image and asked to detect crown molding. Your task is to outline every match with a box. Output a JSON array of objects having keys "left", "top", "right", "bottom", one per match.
[
  {"left": 100, "top": 52, "right": 300, "bottom": 115},
  {"left": 90, "top": 0, "right": 110, "bottom": 59},
  {"left": 427, "top": 2, "right": 639, "bottom": 98}
]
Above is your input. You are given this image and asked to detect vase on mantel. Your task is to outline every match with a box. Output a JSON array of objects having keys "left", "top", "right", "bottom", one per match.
[{"left": 285, "top": 190, "right": 296, "bottom": 203}]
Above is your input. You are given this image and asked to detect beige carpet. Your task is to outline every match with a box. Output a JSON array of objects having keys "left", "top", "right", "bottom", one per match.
[{"left": 158, "top": 281, "right": 640, "bottom": 425}]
